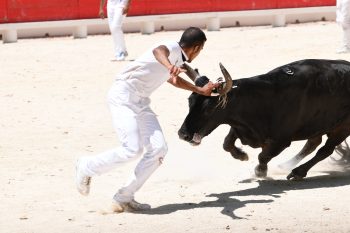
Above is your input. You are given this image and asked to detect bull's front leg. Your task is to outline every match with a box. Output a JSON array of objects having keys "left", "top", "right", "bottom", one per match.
[
  {"left": 255, "top": 141, "right": 289, "bottom": 177},
  {"left": 223, "top": 127, "right": 248, "bottom": 161}
]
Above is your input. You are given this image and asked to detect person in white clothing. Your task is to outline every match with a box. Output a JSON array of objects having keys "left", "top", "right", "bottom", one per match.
[
  {"left": 75, "top": 27, "right": 219, "bottom": 212},
  {"left": 99, "top": 0, "right": 131, "bottom": 61},
  {"left": 337, "top": 0, "right": 350, "bottom": 53}
]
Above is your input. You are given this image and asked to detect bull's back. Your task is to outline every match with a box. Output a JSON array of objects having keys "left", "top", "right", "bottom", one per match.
[{"left": 230, "top": 59, "right": 350, "bottom": 142}]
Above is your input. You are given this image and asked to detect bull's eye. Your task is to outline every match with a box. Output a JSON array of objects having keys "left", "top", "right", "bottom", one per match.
[
  {"left": 201, "top": 99, "right": 215, "bottom": 116},
  {"left": 187, "top": 95, "right": 215, "bottom": 120},
  {"left": 188, "top": 94, "right": 204, "bottom": 109}
]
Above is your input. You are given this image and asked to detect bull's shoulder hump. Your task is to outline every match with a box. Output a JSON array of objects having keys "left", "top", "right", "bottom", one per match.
[
  {"left": 266, "top": 59, "right": 350, "bottom": 77},
  {"left": 284, "top": 59, "right": 350, "bottom": 71},
  {"left": 235, "top": 59, "right": 350, "bottom": 88},
  {"left": 285, "top": 58, "right": 350, "bottom": 66}
]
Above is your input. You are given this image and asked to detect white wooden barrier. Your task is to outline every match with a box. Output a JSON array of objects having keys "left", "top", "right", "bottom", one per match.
[
  {"left": 0, "top": 6, "right": 336, "bottom": 43},
  {"left": 0, "top": 19, "right": 105, "bottom": 43}
]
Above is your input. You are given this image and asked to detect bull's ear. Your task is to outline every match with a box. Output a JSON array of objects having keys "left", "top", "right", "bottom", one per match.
[
  {"left": 182, "top": 63, "right": 200, "bottom": 82},
  {"left": 218, "top": 63, "right": 233, "bottom": 95}
]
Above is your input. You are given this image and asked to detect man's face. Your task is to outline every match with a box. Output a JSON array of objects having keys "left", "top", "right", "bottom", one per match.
[{"left": 188, "top": 42, "right": 205, "bottom": 62}]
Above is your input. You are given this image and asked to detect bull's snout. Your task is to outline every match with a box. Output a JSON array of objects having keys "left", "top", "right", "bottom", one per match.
[
  {"left": 178, "top": 129, "right": 202, "bottom": 146},
  {"left": 178, "top": 129, "right": 192, "bottom": 142}
]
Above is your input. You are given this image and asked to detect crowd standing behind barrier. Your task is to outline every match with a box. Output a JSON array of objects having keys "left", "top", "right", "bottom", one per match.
[{"left": 0, "top": 0, "right": 336, "bottom": 43}]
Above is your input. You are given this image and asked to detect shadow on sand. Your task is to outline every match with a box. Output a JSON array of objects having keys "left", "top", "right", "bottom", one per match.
[{"left": 136, "top": 168, "right": 350, "bottom": 219}]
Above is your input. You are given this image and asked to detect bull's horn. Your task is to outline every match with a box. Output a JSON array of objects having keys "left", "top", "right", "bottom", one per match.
[
  {"left": 182, "top": 63, "right": 200, "bottom": 82},
  {"left": 219, "top": 62, "right": 233, "bottom": 95}
]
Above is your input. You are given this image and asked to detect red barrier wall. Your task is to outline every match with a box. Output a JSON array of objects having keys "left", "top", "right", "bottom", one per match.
[
  {"left": 128, "top": 0, "right": 336, "bottom": 15},
  {"left": 0, "top": 0, "right": 336, "bottom": 23},
  {"left": 0, "top": 0, "right": 7, "bottom": 22},
  {"left": 78, "top": 0, "right": 100, "bottom": 19},
  {"left": 277, "top": 0, "right": 334, "bottom": 8},
  {"left": 6, "top": 0, "right": 79, "bottom": 22}
]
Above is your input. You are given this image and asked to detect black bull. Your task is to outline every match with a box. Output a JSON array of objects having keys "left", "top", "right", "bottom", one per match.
[{"left": 178, "top": 59, "right": 350, "bottom": 180}]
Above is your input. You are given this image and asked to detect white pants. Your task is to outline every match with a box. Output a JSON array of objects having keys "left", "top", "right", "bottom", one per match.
[
  {"left": 337, "top": 0, "right": 350, "bottom": 49},
  {"left": 339, "top": 22, "right": 350, "bottom": 49},
  {"left": 83, "top": 80, "right": 168, "bottom": 202},
  {"left": 107, "top": 3, "right": 127, "bottom": 57}
]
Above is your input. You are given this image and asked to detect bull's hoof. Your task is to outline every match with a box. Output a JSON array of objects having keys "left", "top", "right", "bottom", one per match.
[
  {"left": 240, "top": 154, "right": 249, "bottom": 161},
  {"left": 254, "top": 164, "right": 268, "bottom": 177},
  {"left": 286, "top": 168, "right": 307, "bottom": 180},
  {"left": 232, "top": 153, "right": 249, "bottom": 161},
  {"left": 286, "top": 172, "right": 304, "bottom": 181}
]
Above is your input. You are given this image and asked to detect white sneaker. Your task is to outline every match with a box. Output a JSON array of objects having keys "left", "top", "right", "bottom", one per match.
[
  {"left": 75, "top": 158, "right": 91, "bottom": 196},
  {"left": 115, "top": 52, "right": 128, "bottom": 61},
  {"left": 111, "top": 199, "right": 151, "bottom": 212}
]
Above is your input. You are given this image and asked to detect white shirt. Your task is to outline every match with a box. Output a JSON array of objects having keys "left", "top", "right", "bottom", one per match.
[
  {"left": 107, "top": 0, "right": 128, "bottom": 7},
  {"left": 115, "top": 41, "right": 187, "bottom": 97}
]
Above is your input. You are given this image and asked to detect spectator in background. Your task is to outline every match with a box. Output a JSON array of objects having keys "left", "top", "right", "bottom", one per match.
[
  {"left": 99, "top": 0, "right": 131, "bottom": 61},
  {"left": 336, "top": 0, "right": 350, "bottom": 53}
]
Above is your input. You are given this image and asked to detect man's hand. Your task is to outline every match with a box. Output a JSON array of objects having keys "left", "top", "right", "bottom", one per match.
[
  {"left": 99, "top": 9, "right": 105, "bottom": 19},
  {"left": 199, "top": 81, "right": 220, "bottom": 96},
  {"left": 123, "top": 6, "right": 130, "bottom": 15}
]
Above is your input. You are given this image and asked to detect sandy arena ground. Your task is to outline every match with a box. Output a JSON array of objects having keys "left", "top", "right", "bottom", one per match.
[{"left": 1, "top": 21, "right": 350, "bottom": 233}]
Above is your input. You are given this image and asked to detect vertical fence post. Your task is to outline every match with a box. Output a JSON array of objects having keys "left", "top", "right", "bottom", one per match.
[{"left": 3, "top": 29, "right": 17, "bottom": 43}]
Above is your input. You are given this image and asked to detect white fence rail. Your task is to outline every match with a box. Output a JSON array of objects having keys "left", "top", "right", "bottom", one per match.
[{"left": 0, "top": 6, "right": 336, "bottom": 43}]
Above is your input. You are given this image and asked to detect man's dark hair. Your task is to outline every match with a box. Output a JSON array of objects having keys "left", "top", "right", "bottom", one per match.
[{"left": 179, "top": 27, "right": 207, "bottom": 48}]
